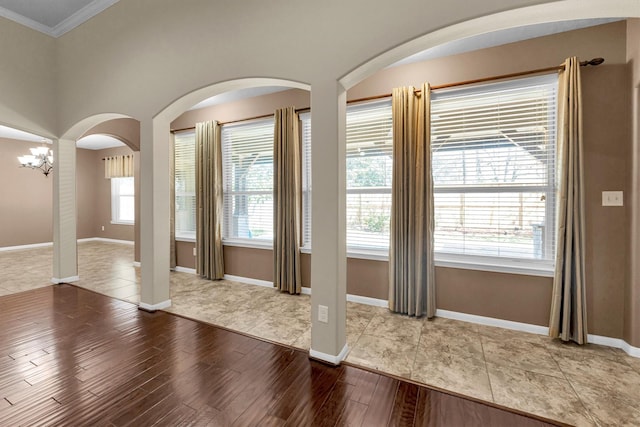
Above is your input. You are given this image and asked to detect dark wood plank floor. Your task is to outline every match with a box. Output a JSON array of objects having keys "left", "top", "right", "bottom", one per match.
[{"left": 0, "top": 285, "right": 561, "bottom": 426}]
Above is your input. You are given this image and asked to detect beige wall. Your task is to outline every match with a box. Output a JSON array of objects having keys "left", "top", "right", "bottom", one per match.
[
  {"left": 0, "top": 138, "right": 53, "bottom": 246},
  {"left": 0, "top": 17, "right": 56, "bottom": 138},
  {"left": 82, "top": 118, "right": 141, "bottom": 151},
  {"left": 171, "top": 89, "right": 310, "bottom": 130}
]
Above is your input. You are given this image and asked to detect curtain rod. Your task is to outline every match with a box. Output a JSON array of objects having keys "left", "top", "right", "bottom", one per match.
[{"left": 170, "top": 57, "right": 604, "bottom": 134}]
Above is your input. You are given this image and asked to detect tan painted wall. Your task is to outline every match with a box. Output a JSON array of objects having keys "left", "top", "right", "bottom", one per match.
[
  {"left": 171, "top": 89, "right": 310, "bottom": 130},
  {"left": 0, "top": 17, "right": 56, "bottom": 138},
  {"left": 53, "top": 0, "right": 554, "bottom": 134},
  {"left": 627, "top": 18, "right": 640, "bottom": 346},
  {"left": 76, "top": 148, "right": 100, "bottom": 239},
  {"left": 0, "top": 138, "right": 53, "bottom": 246},
  {"left": 82, "top": 118, "right": 141, "bottom": 151}
]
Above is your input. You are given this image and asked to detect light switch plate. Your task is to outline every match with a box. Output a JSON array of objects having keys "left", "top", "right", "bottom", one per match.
[{"left": 602, "top": 191, "right": 623, "bottom": 206}]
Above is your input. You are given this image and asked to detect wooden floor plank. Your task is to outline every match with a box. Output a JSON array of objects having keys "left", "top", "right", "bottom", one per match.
[{"left": 0, "top": 285, "right": 561, "bottom": 426}]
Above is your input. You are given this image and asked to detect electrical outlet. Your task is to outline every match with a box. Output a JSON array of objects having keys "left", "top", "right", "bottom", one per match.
[
  {"left": 318, "top": 305, "right": 329, "bottom": 323},
  {"left": 193, "top": 247, "right": 197, "bottom": 256},
  {"left": 602, "top": 191, "right": 623, "bottom": 206},
  {"left": 101, "top": 225, "right": 105, "bottom": 231}
]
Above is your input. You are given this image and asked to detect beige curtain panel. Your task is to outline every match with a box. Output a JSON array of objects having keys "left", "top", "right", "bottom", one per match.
[
  {"left": 169, "top": 133, "right": 177, "bottom": 270},
  {"left": 196, "top": 120, "right": 224, "bottom": 280},
  {"left": 273, "top": 107, "right": 302, "bottom": 294},
  {"left": 549, "top": 57, "right": 588, "bottom": 344},
  {"left": 389, "top": 83, "right": 436, "bottom": 318},
  {"left": 104, "top": 154, "right": 134, "bottom": 178}
]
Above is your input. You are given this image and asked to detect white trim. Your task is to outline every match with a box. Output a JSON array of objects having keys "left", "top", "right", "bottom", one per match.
[
  {"left": 51, "top": 0, "right": 120, "bottom": 37},
  {"left": 223, "top": 274, "right": 273, "bottom": 288},
  {"left": 139, "top": 300, "right": 172, "bottom": 311},
  {"left": 222, "top": 239, "right": 274, "bottom": 250},
  {"left": 78, "top": 237, "right": 135, "bottom": 245},
  {"left": 309, "top": 344, "right": 349, "bottom": 365},
  {"left": 51, "top": 276, "right": 80, "bottom": 284},
  {"left": 132, "top": 261, "right": 141, "bottom": 267},
  {"left": 157, "top": 270, "right": 640, "bottom": 359},
  {"left": 347, "top": 250, "right": 389, "bottom": 262},
  {"left": 175, "top": 266, "right": 197, "bottom": 275},
  {"left": 0, "top": 1, "right": 122, "bottom": 39},
  {"left": 110, "top": 220, "right": 134, "bottom": 226},
  {"left": 0, "top": 242, "right": 53, "bottom": 252},
  {"left": 621, "top": 341, "right": 640, "bottom": 358},
  {"left": 434, "top": 257, "right": 554, "bottom": 278},
  {"left": 435, "top": 309, "right": 550, "bottom": 336},
  {"left": 176, "top": 236, "right": 196, "bottom": 243},
  {"left": 0, "top": 6, "right": 53, "bottom": 36},
  {"left": 588, "top": 334, "right": 640, "bottom": 358},
  {"left": 347, "top": 294, "right": 388, "bottom": 308}
]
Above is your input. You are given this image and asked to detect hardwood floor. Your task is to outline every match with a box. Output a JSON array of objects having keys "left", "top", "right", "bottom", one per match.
[{"left": 0, "top": 285, "right": 561, "bottom": 426}]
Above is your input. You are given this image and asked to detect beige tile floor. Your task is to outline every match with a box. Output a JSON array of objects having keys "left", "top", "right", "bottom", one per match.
[{"left": 3, "top": 241, "right": 640, "bottom": 426}]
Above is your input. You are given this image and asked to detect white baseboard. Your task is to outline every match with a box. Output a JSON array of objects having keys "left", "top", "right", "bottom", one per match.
[
  {"left": 223, "top": 274, "right": 273, "bottom": 288},
  {"left": 621, "top": 340, "right": 640, "bottom": 358},
  {"left": 78, "top": 237, "right": 134, "bottom": 245},
  {"left": 164, "top": 271, "right": 640, "bottom": 359},
  {"left": 435, "top": 309, "right": 550, "bottom": 336},
  {"left": 175, "top": 266, "right": 197, "bottom": 274},
  {"left": 309, "top": 344, "right": 349, "bottom": 365},
  {"left": 139, "top": 300, "right": 172, "bottom": 311},
  {"left": 1, "top": 238, "right": 134, "bottom": 253},
  {"left": 51, "top": 276, "right": 80, "bottom": 284},
  {"left": 347, "top": 294, "right": 388, "bottom": 308},
  {"left": 588, "top": 334, "right": 640, "bottom": 358},
  {"left": 0, "top": 242, "right": 53, "bottom": 252},
  {"left": 132, "top": 261, "right": 141, "bottom": 267}
]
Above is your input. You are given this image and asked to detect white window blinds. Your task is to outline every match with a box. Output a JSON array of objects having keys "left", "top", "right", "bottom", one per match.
[
  {"left": 431, "top": 74, "right": 557, "bottom": 262},
  {"left": 346, "top": 99, "right": 393, "bottom": 251},
  {"left": 111, "top": 177, "right": 135, "bottom": 224},
  {"left": 222, "top": 118, "right": 275, "bottom": 241},
  {"left": 174, "top": 131, "right": 196, "bottom": 239},
  {"left": 300, "top": 112, "right": 312, "bottom": 248}
]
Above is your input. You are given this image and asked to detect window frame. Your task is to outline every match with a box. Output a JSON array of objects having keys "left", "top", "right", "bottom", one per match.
[
  {"left": 343, "top": 76, "right": 557, "bottom": 276},
  {"left": 221, "top": 117, "right": 275, "bottom": 247},
  {"left": 110, "top": 176, "right": 135, "bottom": 225},
  {"left": 174, "top": 130, "right": 197, "bottom": 241}
]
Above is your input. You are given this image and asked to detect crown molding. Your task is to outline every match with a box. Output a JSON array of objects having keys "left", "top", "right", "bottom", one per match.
[
  {"left": 50, "top": 0, "right": 119, "bottom": 37},
  {"left": 0, "top": 0, "right": 119, "bottom": 38}
]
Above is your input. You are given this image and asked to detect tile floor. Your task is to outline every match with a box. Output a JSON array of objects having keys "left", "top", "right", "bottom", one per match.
[{"left": 2, "top": 240, "right": 640, "bottom": 426}]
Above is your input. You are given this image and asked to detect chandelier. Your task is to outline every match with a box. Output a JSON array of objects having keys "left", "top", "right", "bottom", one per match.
[{"left": 17, "top": 146, "right": 54, "bottom": 177}]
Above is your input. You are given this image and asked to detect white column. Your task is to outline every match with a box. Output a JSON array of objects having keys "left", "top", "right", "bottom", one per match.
[
  {"left": 139, "top": 119, "right": 171, "bottom": 310},
  {"left": 52, "top": 138, "right": 78, "bottom": 283},
  {"left": 309, "top": 79, "right": 348, "bottom": 364}
]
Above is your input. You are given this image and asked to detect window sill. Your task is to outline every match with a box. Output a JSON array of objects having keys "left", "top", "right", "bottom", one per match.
[
  {"left": 110, "top": 221, "right": 134, "bottom": 226},
  {"left": 222, "top": 239, "right": 273, "bottom": 250},
  {"left": 176, "top": 236, "right": 196, "bottom": 243},
  {"left": 344, "top": 250, "right": 554, "bottom": 277}
]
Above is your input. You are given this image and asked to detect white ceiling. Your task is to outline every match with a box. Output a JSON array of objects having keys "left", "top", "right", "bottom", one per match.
[
  {"left": 0, "top": 0, "right": 119, "bottom": 37},
  {"left": 392, "top": 18, "right": 621, "bottom": 67},
  {"left": 76, "top": 134, "right": 125, "bottom": 150},
  {"left": 189, "top": 86, "right": 291, "bottom": 110}
]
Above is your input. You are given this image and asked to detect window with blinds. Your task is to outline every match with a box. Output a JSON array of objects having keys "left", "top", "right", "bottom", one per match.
[
  {"left": 431, "top": 74, "right": 557, "bottom": 263},
  {"left": 222, "top": 118, "right": 274, "bottom": 241},
  {"left": 346, "top": 100, "right": 393, "bottom": 251},
  {"left": 300, "top": 112, "right": 312, "bottom": 248},
  {"left": 174, "top": 131, "right": 196, "bottom": 239}
]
